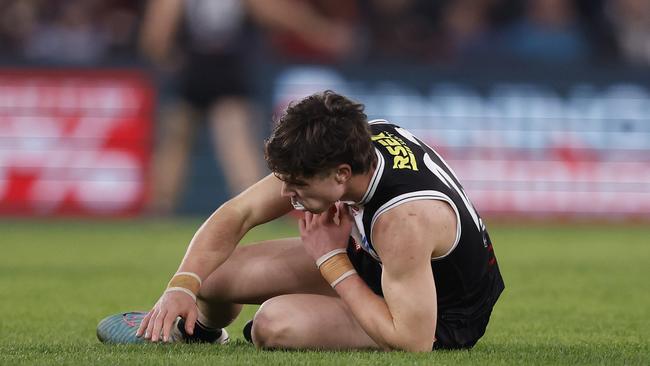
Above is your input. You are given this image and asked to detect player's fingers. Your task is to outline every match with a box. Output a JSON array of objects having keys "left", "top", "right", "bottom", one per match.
[
  {"left": 150, "top": 308, "right": 166, "bottom": 342},
  {"left": 338, "top": 202, "right": 352, "bottom": 222},
  {"left": 304, "top": 211, "right": 313, "bottom": 226},
  {"left": 144, "top": 308, "right": 159, "bottom": 339},
  {"left": 184, "top": 307, "right": 198, "bottom": 336},
  {"left": 298, "top": 217, "right": 306, "bottom": 233},
  {"left": 323, "top": 204, "right": 337, "bottom": 223},
  {"left": 161, "top": 312, "right": 177, "bottom": 343},
  {"left": 136, "top": 310, "right": 153, "bottom": 337},
  {"left": 311, "top": 212, "right": 322, "bottom": 227}
]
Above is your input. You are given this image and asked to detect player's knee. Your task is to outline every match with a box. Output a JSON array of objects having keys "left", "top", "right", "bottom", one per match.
[{"left": 251, "top": 298, "right": 295, "bottom": 349}]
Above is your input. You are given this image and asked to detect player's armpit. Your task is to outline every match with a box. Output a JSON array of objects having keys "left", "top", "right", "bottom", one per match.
[{"left": 372, "top": 199, "right": 457, "bottom": 260}]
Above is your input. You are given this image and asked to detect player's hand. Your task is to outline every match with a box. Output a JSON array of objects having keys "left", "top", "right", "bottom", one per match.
[
  {"left": 299, "top": 201, "right": 353, "bottom": 260},
  {"left": 135, "top": 290, "right": 198, "bottom": 343}
]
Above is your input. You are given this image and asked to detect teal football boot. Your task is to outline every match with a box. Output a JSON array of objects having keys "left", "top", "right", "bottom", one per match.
[
  {"left": 97, "top": 312, "right": 149, "bottom": 344},
  {"left": 97, "top": 311, "right": 229, "bottom": 344}
]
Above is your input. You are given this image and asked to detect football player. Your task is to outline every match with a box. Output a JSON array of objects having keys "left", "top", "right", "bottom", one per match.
[{"left": 98, "top": 91, "right": 504, "bottom": 351}]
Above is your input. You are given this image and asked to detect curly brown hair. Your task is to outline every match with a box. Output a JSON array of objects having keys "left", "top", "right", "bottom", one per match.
[{"left": 265, "top": 91, "right": 376, "bottom": 181}]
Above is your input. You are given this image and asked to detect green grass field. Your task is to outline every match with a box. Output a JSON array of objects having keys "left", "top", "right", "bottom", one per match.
[{"left": 0, "top": 218, "right": 648, "bottom": 365}]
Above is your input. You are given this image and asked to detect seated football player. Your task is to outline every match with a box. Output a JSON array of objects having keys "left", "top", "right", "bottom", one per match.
[{"left": 97, "top": 91, "right": 504, "bottom": 351}]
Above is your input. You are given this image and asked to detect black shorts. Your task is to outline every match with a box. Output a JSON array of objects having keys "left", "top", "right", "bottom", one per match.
[
  {"left": 179, "top": 52, "right": 249, "bottom": 109},
  {"left": 346, "top": 242, "right": 494, "bottom": 350}
]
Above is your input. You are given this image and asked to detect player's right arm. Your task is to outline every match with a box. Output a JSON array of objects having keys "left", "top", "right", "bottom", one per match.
[
  {"left": 137, "top": 174, "right": 293, "bottom": 342},
  {"left": 177, "top": 173, "right": 293, "bottom": 281}
]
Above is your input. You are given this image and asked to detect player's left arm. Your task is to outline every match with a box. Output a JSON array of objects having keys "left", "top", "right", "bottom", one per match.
[{"left": 337, "top": 200, "right": 455, "bottom": 351}]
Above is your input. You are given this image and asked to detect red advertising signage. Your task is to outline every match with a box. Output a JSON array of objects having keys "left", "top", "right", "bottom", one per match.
[{"left": 0, "top": 69, "right": 154, "bottom": 216}]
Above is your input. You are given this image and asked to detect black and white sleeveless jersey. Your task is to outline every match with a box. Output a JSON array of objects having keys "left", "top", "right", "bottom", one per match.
[{"left": 349, "top": 120, "right": 504, "bottom": 319}]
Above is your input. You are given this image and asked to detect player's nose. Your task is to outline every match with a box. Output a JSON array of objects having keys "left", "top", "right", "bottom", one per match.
[{"left": 280, "top": 182, "right": 295, "bottom": 197}]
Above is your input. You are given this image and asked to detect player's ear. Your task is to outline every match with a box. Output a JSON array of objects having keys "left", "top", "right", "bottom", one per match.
[{"left": 335, "top": 164, "right": 352, "bottom": 184}]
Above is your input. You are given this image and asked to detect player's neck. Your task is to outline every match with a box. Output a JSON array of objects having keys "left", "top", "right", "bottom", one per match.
[{"left": 341, "top": 164, "right": 376, "bottom": 205}]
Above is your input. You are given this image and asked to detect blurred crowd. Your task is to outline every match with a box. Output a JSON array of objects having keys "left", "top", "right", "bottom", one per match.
[
  {"left": 1, "top": 0, "right": 649, "bottom": 67},
  {"left": 2, "top": 0, "right": 649, "bottom": 214}
]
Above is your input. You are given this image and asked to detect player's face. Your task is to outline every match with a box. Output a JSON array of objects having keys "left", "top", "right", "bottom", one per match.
[{"left": 279, "top": 172, "right": 344, "bottom": 213}]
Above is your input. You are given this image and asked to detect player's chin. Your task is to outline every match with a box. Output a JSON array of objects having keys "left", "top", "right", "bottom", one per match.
[{"left": 306, "top": 203, "right": 329, "bottom": 214}]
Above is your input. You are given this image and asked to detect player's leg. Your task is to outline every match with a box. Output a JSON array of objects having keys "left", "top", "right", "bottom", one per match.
[
  {"left": 196, "top": 237, "right": 336, "bottom": 329},
  {"left": 250, "top": 294, "right": 381, "bottom": 350}
]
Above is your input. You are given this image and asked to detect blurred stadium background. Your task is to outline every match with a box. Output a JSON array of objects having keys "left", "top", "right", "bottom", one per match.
[
  {"left": 0, "top": 0, "right": 648, "bottom": 217},
  {"left": 0, "top": 0, "right": 648, "bottom": 364}
]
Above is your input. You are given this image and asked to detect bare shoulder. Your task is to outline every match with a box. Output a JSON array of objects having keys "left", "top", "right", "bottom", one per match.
[
  {"left": 225, "top": 174, "right": 294, "bottom": 228},
  {"left": 371, "top": 199, "right": 457, "bottom": 260}
]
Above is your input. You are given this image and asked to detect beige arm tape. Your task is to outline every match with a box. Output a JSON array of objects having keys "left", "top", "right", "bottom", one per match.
[
  {"left": 165, "top": 272, "right": 202, "bottom": 301},
  {"left": 317, "top": 251, "right": 357, "bottom": 288}
]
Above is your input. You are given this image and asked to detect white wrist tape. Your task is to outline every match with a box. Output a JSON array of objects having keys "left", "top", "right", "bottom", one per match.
[
  {"left": 330, "top": 269, "right": 357, "bottom": 288},
  {"left": 316, "top": 248, "right": 348, "bottom": 268},
  {"left": 165, "top": 287, "right": 197, "bottom": 302}
]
